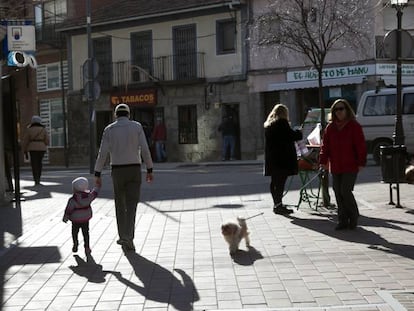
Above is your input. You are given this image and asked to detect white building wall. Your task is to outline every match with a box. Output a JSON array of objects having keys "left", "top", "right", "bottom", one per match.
[{"left": 70, "top": 11, "right": 243, "bottom": 91}]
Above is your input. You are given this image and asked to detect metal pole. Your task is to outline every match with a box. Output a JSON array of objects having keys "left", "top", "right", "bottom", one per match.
[
  {"left": 0, "top": 64, "right": 6, "bottom": 202},
  {"left": 60, "top": 49, "right": 69, "bottom": 167},
  {"left": 87, "top": 0, "right": 95, "bottom": 174},
  {"left": 393, "top": 5, "right": 405, "bottom": 208},
  {"left": 394, "top": 8, "right": 405, "bottom": 146}
]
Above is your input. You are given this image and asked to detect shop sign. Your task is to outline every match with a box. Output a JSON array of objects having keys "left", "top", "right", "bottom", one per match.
[
  {"left": 110, "top": 89, "right": 157, "bottom": 107},
  {"left": 376, "top": 63, "right": 414, "bottom": 76},
  {"left": 287, "top": 64, "right": 376, "bottom": 82}
]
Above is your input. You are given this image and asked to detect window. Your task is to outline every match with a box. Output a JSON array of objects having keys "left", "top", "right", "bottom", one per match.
[
  {"left": 34, "top": 0, "right": 67, "bottom": 42},
  {"left": 178, "top": 105, "right": 198, "bottom": 144},
  {"left": 403, "top": 93, "right": 414, "bottom": 114},
  {"left": 173, "top": 24, "right": 197, "bottom": 80},
  {"left": 40, "top": 98, "right": 65, "bottom": 148},
  {"left": 375, "top": 35, "right": 386, "bottom": 59},
  {"left": 35, "top": 0, "right": 67, "bottom": 25},
  {"left": 216, "top": 19, "right": 236, "bottom": 54},
  {"left": 93, "top": 37, "right": 112, "bottom": 90},
  {"left": 131, "top": 31, "right": 153, "bottom": 82},
  {"left": 363, "top": 95, "right": 396, "bottom": 116},
  {"left": 36, "top": 61, "right": 68, "bottom": 92}
]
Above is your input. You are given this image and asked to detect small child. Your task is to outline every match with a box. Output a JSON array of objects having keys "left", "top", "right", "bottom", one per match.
[{"left": 63, "top": 177, "right": 100, "bottom": 254}]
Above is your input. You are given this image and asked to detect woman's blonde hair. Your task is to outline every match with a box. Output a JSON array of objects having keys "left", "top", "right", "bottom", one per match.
[
  {"left": 330, "top": 99, "right": 355, "bottom": 122},
  {"left": 264, "top": 104, "right": 289, "bottom": 128}
]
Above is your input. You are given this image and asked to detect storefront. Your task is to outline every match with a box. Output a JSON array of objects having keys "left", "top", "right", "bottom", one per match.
[{"left": 255, "top": 63, "right": 414, "bottom": 127}]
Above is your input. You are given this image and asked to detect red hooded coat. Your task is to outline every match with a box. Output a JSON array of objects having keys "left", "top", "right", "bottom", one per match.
[{"left": 319, "top": 120, "right": 367, "bottom": 174}]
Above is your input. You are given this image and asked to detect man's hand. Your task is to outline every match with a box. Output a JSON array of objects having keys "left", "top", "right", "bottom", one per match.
[
  {"left": 95, "top": 176, "right": 102, "bottom": 188},
  {"left": 146, "top": 172, "right": 153, "bottom": 183}
]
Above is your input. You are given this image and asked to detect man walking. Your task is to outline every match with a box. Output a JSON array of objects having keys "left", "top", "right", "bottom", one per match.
[{"left": 94, "top": 103, "right": 154, "bottom": 252}]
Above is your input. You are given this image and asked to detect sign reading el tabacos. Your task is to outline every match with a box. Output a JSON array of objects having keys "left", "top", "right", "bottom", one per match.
[{"left": 110, "top": 89, "right": 157, "bottom": 107}]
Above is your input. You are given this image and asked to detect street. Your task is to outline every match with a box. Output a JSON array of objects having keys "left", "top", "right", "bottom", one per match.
[{"left": 1, "top": 161, "right": 414, "bottom": 310}]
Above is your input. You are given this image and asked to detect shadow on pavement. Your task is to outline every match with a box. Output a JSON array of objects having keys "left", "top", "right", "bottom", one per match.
[
  {"left": 107, "top": 252, "right": 199, "bottom": 311},
  {"left": 0, "top": 246, "right": 61, "bottom": 307},
  {"left": 70, "top": 254, "right": 111, "bottom": 283},
  {"left": 232, "top": 246, "right": 264, "bottom": 265},
  {"left": 288, "top": 214, "right": 414, "bottom": 260}
]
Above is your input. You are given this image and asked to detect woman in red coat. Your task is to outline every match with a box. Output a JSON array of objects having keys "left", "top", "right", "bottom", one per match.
[{"left": 319, "top": 99, "right": 367, "bottom": 230}]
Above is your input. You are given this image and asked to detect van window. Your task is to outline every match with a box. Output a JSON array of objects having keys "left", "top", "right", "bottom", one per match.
[
  {"left": 403, "top": 93, "right": 414, "bottom": 114},
  {"left": 363, "top": 95, "right": 396, "bottom": 116}
]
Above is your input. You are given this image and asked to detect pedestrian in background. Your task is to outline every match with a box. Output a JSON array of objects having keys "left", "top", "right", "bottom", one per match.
[
  {"left": 22, "top": 115, "right": 49, "bottom": 186},
  {"left": 319, "top": 99, "right": 367, "bottom": 230},
  {"left": 151, "top": 118, "right": 167, "bottom": 162},
  {"left": 264, "top": 104, "right": 302, "bottom": 214},
  {"left": 63, "top": 177, "right": 100, "bottom": 254},
  {"left": 218, "top": 115, "right": 237, "bottom": 161},
  {"left": 94, "top": 103, "right": 154, "bottom": 253}
]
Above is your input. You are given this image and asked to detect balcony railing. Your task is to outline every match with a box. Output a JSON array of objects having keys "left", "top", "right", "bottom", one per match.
[
  {"left": 35, "top": 23, "right": 65, "bottom": 47},
  {"left": 83, "top": 52, "right": 205, "bottom": 91}
]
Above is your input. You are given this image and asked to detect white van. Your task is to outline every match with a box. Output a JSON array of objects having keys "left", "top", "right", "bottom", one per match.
[{"left": 356, "top": 87, "right": 414, "bottom": 164}]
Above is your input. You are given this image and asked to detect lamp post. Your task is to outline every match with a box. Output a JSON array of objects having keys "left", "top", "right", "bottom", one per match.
[
  {"left": 391, "top": 0, "right": 408, "bottom": 146},
  {"left": 383, "top": 0, "right": 409, "bottom": 208}
]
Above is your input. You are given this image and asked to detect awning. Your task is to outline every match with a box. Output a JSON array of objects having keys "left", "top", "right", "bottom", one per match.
[{"left": 268, "top": 76, "right": 364, "bottom": 91}]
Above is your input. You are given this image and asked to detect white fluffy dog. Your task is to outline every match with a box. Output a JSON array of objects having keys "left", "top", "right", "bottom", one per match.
[
  {"left": 406, "top": 165, "right": 414, "bottom": 184},
  {"left": 221, "top": 216, "right": 250, "bottom": 255}
]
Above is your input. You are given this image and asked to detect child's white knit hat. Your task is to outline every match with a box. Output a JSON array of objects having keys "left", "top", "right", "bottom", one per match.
[{"left": 72, "top": 177, "right": 89, "bottom": 192}]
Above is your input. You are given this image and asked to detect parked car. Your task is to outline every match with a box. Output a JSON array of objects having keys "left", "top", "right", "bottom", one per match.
[{"left": 356, "top": 87, "right": 414, "bottom": 165}]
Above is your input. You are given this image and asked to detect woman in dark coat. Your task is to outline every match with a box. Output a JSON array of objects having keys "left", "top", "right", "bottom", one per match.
[{"left": 264, "top": 104, "right": 302, "bottom": 214}]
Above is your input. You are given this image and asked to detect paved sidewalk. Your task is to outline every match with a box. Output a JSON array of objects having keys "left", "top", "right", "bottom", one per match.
[{"left": 1, "top": 161, "right": 414, "bottom": 311}]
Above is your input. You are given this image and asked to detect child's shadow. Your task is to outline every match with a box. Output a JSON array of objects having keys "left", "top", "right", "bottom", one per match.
[
  {"left": 69, "top": 254, "right": 113, "bottom": 283},
  {"left": 232, "top": 246, "right": 264, "bottom": 265}
]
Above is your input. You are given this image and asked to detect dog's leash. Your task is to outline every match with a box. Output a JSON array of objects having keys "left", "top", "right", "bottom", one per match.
[{"left": 244, "top": 212, "right": 264, "bottom": 220}]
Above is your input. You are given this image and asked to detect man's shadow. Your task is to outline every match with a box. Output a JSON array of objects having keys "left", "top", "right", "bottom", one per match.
[
  {"left": 109, "top": 252, "right": 199, "bottom": 311},
  {"left": 288, "top": 213, "right": 414, "bottom": 260}
]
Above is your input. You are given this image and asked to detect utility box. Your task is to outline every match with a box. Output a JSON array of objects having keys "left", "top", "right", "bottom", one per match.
[{"left": 380, "top": 145, "right": 406, "bottom": 183}]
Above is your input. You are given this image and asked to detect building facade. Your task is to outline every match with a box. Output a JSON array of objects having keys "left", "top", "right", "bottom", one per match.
[
  {"left": 247, "top": 0, "right": 414, "bottom": 130},
  {"left": 59, "top": 0, "right": 265, "bottom": 165},
  {"left": 2, "top": 0, "right": 414, "bottom": 171}
]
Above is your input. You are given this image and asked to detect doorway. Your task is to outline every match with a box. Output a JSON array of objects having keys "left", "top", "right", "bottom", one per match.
[
  {"left": 220, "top": 104, "right": 241, "bottom": 160},
  {"left": 130, "top": 107, "right": 155, "bottom": 147}
]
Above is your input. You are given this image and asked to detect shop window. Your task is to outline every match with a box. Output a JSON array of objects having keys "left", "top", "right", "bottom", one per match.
[{"left": 178, "top": 105, "right": 198, "bottom": 144}]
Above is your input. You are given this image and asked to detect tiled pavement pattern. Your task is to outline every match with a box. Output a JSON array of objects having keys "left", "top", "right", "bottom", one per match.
[{"left": 1, "top": 161, "right": 414, "bottom": 311}]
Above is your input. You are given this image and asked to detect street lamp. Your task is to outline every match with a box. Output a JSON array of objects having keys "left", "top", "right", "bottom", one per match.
[
  {"left": 390, "top": 0, "right": 408, "bottom": 146},
  {"left": 381, "top": 0, "right": 410, "bottom": 208}
]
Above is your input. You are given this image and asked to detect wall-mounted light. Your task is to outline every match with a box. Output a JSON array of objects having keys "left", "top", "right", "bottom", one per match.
[{"left": 7, "top": 51, "right": 37, "bottom": 68}]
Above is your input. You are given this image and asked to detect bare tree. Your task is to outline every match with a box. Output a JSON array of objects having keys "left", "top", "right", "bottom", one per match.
[
  {"left": 254, "top": 0, "right": 375, "bottom": 127},
  {"left": 252, "top": 0, "right": 376, "bottom": 206}
]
